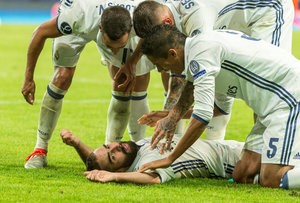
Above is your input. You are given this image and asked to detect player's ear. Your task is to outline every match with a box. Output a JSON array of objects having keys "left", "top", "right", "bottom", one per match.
[
  {"left": 99, "top": 25, "right": 103, "bottom": 33},
  {"left": 168, "top": 49, "right": 177, "bottom": 58},
  {"left": 162, "top": 17, "right": 173, "bottom": 25}
]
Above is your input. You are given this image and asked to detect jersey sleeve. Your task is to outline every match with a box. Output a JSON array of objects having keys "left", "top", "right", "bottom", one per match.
[
  {"left": 127, "top": 143, "right": 176, "bottom": 183},
  {"left": 214, "top": 93, "right": 234, "bottom": 115},
  {"left": 56, "top": 0, "right": 84, "bottom": 35},
  {"left": 176, "top": 0, "right": 218, "bottom": 36},
  {"left": 185, "top": 37, "right": 222, "bottom": 123},
  {"left": 138, "top": 153, "right": 176, "bottom": 183}
]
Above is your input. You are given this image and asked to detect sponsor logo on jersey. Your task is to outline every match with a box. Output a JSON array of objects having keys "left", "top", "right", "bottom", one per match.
[
  {"left": 293, "top": 152, "right": 300, "bottom": 160},
  {"left": 227, "top": 85, "right": 238, "bottom": 97},
  {"left": 60, "top": 22, "right": 72, "bottom": 34},
  {"left": 98, "top": 2, "right": 137, "bottom": 15}
]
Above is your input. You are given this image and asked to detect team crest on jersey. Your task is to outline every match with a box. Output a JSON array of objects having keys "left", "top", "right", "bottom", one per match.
[
  {"left": 60, "top": 22, "right": 72, "bottom": 34},
  {"left": 189, "top": 60, "right": 200, "bottom": 74},
  {"left": 189, "top": 60, "right": 206, "bottom": 79}
]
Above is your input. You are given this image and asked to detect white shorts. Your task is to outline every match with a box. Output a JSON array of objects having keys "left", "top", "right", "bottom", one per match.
[
  {"left": 97, "top": 34, "right": 156, "bottom": 76},
  {"left": 52, "top": 34, "right": 95, "bottom": 68},
  {"left": 244, "top": 106, "right": 300, "bottom": 166}
]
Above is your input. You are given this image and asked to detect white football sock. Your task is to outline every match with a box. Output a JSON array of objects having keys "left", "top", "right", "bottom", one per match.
[
  {"left": 35, "top": 83, "right": 66, "bottom": 150},
  {"left": 128, "top": 91, "right": 149, "bottom": 142},
  {"left": 280, "top": 167, "right": 300, "bottom": 189},
  {"left": 206, "top": 114, "right": 231, "bottom": 140},
  {"left": 105, "top": 91, "right": 130, "bottom": 144}
]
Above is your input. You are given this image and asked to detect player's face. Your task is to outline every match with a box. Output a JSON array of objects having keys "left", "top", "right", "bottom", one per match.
[
  {"left": 101, "top": 32, "right": 129, "bottom": 54},
  {"left": 93, "top": 141, "right": 138, "bottom": 171},
  {"left": 147, "top": 54, "right": 183, "bottom": 74}
]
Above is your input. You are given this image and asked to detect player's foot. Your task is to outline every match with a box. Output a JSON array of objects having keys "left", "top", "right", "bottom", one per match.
[{"left": 24, "top": 148, "right": 48, "bottom": 169}]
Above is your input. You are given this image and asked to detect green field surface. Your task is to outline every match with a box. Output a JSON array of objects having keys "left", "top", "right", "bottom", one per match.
[{"left": 0, "top": 25, "right": 300, "bottom": 202}]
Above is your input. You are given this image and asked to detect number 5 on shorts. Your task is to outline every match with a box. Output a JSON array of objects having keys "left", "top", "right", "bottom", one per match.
[{"left": 267, "top": 138, "right": 279, "bottom": 158}]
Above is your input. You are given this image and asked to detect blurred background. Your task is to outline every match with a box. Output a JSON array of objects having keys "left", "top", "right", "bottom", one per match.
[
  {"left": 0, "top": 0, "right": 299, "bottom": 28},
  {"left": 0, "top": 0, "right": 59, "bottom": 24}
]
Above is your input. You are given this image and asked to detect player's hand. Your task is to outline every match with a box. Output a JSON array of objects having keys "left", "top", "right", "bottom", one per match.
[
  {"left": 84, "top": 170, "right": 116, "bottom": 183},
  {"left": 138, "top": 157, "right": 173, "bottom": 173},
  {"left": 150, "top": 115, "right": 177, "bottom": 151},
  {"left": 138, "top": 110, "right": 170, "bottom": 127},
  {"left": 60, "top": 129, "right": 80, "bottom": 147},
  {"left": 21, "top": 79, "right": 36, "bottom": 104},
  {"left": 114, "top": 63, "right": 136, "bottom": 93}
]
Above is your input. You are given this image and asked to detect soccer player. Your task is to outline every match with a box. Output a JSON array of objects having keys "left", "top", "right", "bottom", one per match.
[
  {"left": 138, "top": 24, "right": 300, "bottom": 189},
  {"left": 60, "top": 129, "right": 243, "bottom": 184},
  {"left": 125, "top": 0, "right": 294, "bottom": 141},
  {"left": 22, "top": 1, "right": 154, "bottom": 169}
]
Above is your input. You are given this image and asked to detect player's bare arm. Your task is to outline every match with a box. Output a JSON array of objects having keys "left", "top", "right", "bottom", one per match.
[
  {"left": 22, "top": 17, "right": 62, "bottom": 104},
  {"left": 60, "top": 129, "right": 93, "bottom": 164},
  {"left": 84, "top": 170, "right": 161, "bottom": 184},
  {"left": 140, "top": 117, "right": 207, "bottom": 173},
  {"left": 150, "top": 81, "right": 194, "bottom": 149},
  {"left": 175, "top": 81, "right": 194, "bottom": 116},
  {"left": 164, "top": 76, "right": 186, "bottom": 110},
  {"left": 114, "top": 39, "right": 144, "bottom": 92}
]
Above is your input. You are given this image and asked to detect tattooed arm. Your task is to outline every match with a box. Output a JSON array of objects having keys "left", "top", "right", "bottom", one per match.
[
  {"left": 171, "top": 81, "right": 194, "bottom": 118},
  {"left": 150, "top": 81, "right": 195, "bottom": 149},
  {"left": 164, "top": 76, "right": 187, "bottom": 110},
  {"left": 140, "top": 82, "right": 207, "bottom": 172}
]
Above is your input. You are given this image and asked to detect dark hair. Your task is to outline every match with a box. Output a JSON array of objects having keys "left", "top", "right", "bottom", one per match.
[
  {"left": 86, "top": 141, "right": 140, "bottom": 171},
  {"left": 101, "top": 6, "right": 132, "bottom": 40},
  {"left": 142, "top": 24, "right": 187, "bottom": 59},
  {"left": 133, "top": 1, "right": 162, "bottom": 38},
  {"left": 86, "top": 152, "right": 101, "bottom": 171}
]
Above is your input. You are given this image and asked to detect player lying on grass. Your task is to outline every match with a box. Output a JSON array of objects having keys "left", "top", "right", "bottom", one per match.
[{"left": 60, "top": 129, "right": 244, "bottom": 184}]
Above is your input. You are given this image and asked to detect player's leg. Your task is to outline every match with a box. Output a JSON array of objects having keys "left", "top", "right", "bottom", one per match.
[
  {"left": 25, "top": 67, "right": 75, "bottom": 169},
  {"left": 106, "top": 64, "right": 130, "bottom": 144},
  {"left": 279, "top": 166, "right": 300, "bottom": 189},
  {"left": 259, "top": 107, "right": 300, "bottom": 189},
  {"left": 260, "top": 164, "right": 294, "bottom": 188},
  {"left": 25, "top": 35, "right": 85, "bottom": 168},
  {"left": 206, "top": 95, "right": 234, "bottom": 140},
  {"left": 232, "top": 149, "right": 261, "bottom": 183},
  {"left": 206, "top": 114, "right": 231, "bottom": 140},
  {"left": 232, "top": 117, "right": 265, "bottom": 183},
  {"left": 129, "top": 73, "right": 150, "bottom": 142}
]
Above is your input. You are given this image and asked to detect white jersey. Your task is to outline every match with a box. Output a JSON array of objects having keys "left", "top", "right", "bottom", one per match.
[
  {"left": 166, "top": 0, "right": 293, "bottom": 51},
  {"left": 57, "top": 0, "right": 139, "bottom": 39},
  {"left": 53, "top": 0, "right": 153, "bottom": 69},
  {"left": 184, "top": 30, "right": 300, "bottom": 166},
  {"left": 127, "top": 135, "right": 243, "bottom": 183}
]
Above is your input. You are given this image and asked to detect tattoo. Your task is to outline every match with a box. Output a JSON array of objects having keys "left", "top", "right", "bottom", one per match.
[
  {"left": 164, "top": 77, "right": 187, "bottom": 110},
  {"left": 176, "top": 81, "right": 194, "bottom": 116}
]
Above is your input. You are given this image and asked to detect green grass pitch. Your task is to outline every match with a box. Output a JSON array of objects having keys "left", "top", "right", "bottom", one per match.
[{"left": 0, "top": 25, "right": 300, "bottom": 202}]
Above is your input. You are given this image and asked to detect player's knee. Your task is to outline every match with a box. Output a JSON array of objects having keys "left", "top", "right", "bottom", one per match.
[
  {"left": 232, "top": 160, "right": 249, "bottom": 183},
  {"left": 232, "top": 157, "right": 260, "bottom": 184},
  {"left": 52, "top": 68, "right": 75, "bottom": 89}
]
